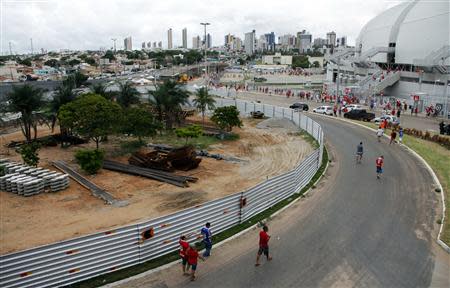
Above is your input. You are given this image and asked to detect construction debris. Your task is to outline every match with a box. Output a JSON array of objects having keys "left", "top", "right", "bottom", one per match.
[
  {"left": 103, "top": 160, "right": 197, "bottom": 187},
  {"left": 148, "top": 144, "right": 246, "bottom": 163},
  {"left": 129, "top": 145, "right": 201, "bottom": 171}
]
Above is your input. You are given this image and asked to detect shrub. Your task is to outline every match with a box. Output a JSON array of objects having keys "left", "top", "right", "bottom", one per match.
[
  {"left": 18, "top": 142, "right": 41, "bottom": 167},
  {"left": 75, "top": 149, "right": 105, "bottom": 174}
]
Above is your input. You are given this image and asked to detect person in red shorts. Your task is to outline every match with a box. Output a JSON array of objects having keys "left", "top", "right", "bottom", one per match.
[
  {"left": 376, "top": 155, "right": 384, "bottom": 179},
  {"left": 187, "top": 244, "right": 205, "bottom": 281},
  {"left": 255, "top": 225, "right": 272, "bottom": 266},
  {"left": 179, "top": 235, "right": 190, "bottom": 276}
]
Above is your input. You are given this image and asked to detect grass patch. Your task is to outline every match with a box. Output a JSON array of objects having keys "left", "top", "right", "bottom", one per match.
[
  {"left": 65, "top": 148, "right": 328, "bottom": 288},
  {"left": 295, "top": 131, "right": 320, "bottom": 149},
  {"left": 351, "top": 120, "right": 450, "bottom": 246},
  {"left": 150, "top": 132, "right": 220, "bottom": 150}
]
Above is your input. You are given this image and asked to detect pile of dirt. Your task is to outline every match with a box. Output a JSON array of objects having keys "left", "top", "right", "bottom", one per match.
[{"left": 256, "top": 118, "right": 299, "bottom": 132}]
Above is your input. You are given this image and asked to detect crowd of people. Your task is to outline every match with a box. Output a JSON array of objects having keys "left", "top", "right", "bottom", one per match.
[{"left": 178, "top": 222, "right": 273, "bottom": 281}]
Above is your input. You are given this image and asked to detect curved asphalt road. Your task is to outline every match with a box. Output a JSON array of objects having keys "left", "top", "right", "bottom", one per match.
[{"left": 112, "top": 115, "right": 448, "bottom": 288}]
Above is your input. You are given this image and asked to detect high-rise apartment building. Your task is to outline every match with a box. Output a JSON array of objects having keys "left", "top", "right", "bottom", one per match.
[
  {"left": 244, "top": 30, "right": 256, "bottom": 55},
  {"left": 278, "top": 34, "right": 296, "bottom": 51},
  {"left": 313, "top": 37, "right": 327, "bottom": 48},
  {"left": 205, "top": 33, "right": 212, "bottom": 49},
  {"left": 158, "top": 41, "right": 162, "bottom": 48},
  {"left": 192, "top": 36, "right": 201, "bottom": 49},
  {"left": 167, "top": 28, "right": 173, "bottom": 49},
  {"left": 142, "top": 42, "right": 146, "bottom": 49},
  {"left": 153, "top": 42, "right": 157, "bottom": 48},
  {"left": 326, "top": 31, "right": 336, "bottom": 47},
  {"left": 337, "top": 36, "right": 347, "bottom": 47},
  {"left": 232, "top": 37, "right": 242, "bottom": 51},
  {"left": 124, "top": 36, "right": 132, "bottom": 51},
  {"left": 147, "top": 42, "right": 151, "bottom": 48},
  {"left": 297, "top": 30, "right": 312, "bottom": 53},
  {"left": 224, "top": 33, "right": 235, "bottom": 48},
  {"left": 264, "top": 32, "right": 275, "bottom": 51},
  {"left": 182, "top": 28, "right": 188, "bottom": 49}
]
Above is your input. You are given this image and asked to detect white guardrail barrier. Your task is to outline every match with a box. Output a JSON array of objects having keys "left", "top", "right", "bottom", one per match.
[{"left": 0, "top": 99, "right": 324, "bottom": 288}]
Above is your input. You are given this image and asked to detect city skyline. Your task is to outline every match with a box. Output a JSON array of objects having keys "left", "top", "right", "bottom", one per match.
[{"left": 1, "top": 0, "right": 397, "bottom": 54}]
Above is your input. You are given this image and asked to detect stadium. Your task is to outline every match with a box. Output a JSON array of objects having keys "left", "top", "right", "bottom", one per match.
[{"left": 326, "top": 0, "right": 449, "bottom": 117}]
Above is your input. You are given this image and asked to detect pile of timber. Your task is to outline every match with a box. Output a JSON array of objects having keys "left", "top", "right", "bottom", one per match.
[
  {"left": 128, "top": 146, "right": 201, "bottom": 171},
  {"left": 103, "top": 160, "right": 198, "bottom": 187}
]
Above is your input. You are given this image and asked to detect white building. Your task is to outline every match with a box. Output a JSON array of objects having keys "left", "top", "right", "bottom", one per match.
[
  {"left": 326, "top": 31, "right": 336, "bottom": 48},
  {"left": 124, "top": 36, "right": 132, "bottom": 51},
  {"left": 167, "top": 28, "right": 173, "bottom": 49},
  {"left": 326, "top": 0, "right": 449, "bottom": 115},
  {"left": 297, "top": 30, "right": 312, "bottom": 53},
  {"left": 262, "top": 53, "right": 292, "bottom": 65},
  {"left": 244, "top": 30, "right": 256, "bottom": 55},
  {"left": 182, "top": 28, "right": 188, "bottom": 49},
  {"left": 192, "top": 36, "right": 201, "bottom": 50}
]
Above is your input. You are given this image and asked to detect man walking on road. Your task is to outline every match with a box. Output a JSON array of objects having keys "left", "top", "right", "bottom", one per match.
[
  {"left": 376, "top": 155, "right": 384, "bottom": 179},
  {"left": 179, "top": 235, "right": 190, "bottom": 275},
  {"left": 255, "top": 225, "right": 272, "bottom": 266},
  {"left": 376, "top": 127, "right": 384, "bottom": 142},
  {"left": 187, "top": 244, "right": 205, "bottom": 281},
  {"left": 201, "top": 222, "right": 212, "bottom": 257}
]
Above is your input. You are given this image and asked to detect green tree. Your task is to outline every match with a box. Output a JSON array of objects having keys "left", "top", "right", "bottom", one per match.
[
  {"left": 122, "top": 107, "right": 160, "bottom": 142},
  {"left": 3, "top": 85, "right": 45, "bottom": 142},
  {"left": 44, "top": 59, "right": 58, "bottom": 67},
  {"left": 211, "top": 106, "right": 242, "bottom": 132},
  {"left": 85, "top": 57, "right": 96, "bottom": 66},
  {"left": 175, "top": 125, "right": 203, "bottom": 144},
  {"left": 312, "top": 61, "right": 320, "bottom": 68},
  {"left": 18, "top": 142, "right": 41, "bottom": 167},
  {"left": 51, "top": 80, "right": 76, "bottom": 136},
  {"left": 193, "top": 87, "right": 215, "bottom": 126},
  {"left": 73, "top": 71, "right": 88, "bottom": 87},
  {"left": 75, "top": 149, "right": 104, "bottom": 174},
  {"left": 102, "top": 50, "right": 116, "bottom": 61},
  {"left": 148, "top": 80, "right": 190, "bottom": 130},
  {"left": 90, "top": 82, "right": 109, "bottom": 98},
  {"left": 58, "top": 94, "right": 122, "bottom": 149},
  {"left": 117, "top": 81, "right": 140, "bottom": 108},
  {"left": 68, "top": 59, "right": 81, "bottom": 66},
  {"left": 18, "top": 58, "right": 32, "bottom": 67},
  {"left": 292, "top": 55, "right": 310, "bottom": 69}
]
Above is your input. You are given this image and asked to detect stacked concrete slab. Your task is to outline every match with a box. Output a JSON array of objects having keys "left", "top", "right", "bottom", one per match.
[{"left": 0, "top": 159, "right": 70, "bottom": 196}]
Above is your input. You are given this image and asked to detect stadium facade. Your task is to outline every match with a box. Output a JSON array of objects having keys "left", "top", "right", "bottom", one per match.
[{"left": 326, "top": 0, "right": 449, "bottom": 116}]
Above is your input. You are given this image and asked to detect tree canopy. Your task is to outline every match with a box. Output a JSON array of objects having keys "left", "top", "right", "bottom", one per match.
[
  {"left": 4, "top": 84, "right": 45, "bottom": 142},
  {"left": 122, "top": 107, "right": 160, "bottom": 141},
  {"left": 211, "top": 106, "right": 242, "bottom": 132},
  {"left": 175, "top": 125, "right": 203, "bottom": 144},
  {"left": 58, "top": 94, "right": 122, "bottom": 148},
  {"left": 117, "top": 81, "right": 140, "bottom": 108}
]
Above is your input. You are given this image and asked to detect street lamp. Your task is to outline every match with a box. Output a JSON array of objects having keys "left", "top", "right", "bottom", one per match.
[{"left": 200, "top": 22, "right": 210, "bottom": 84}]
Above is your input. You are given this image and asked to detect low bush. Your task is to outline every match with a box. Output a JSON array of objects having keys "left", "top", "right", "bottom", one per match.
[
  {"left": 400, "top": 127, "right": 449, "bottom": 149},
  {"left": 75, "top": 149, "right": 105, "bottom": 174},
  {"left": 18, "top": 142, "right": 41, "bottom": 167}
]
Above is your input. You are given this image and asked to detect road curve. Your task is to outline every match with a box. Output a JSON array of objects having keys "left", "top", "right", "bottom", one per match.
[{"left": 111, "top": 115, "right": 447, "bottom": 288}]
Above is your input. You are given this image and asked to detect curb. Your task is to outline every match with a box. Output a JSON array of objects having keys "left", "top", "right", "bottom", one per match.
[
  {"left": 310, "top": 112, "right": 449, "bottom": 253},
  {"left": 101, "top": 149, "right": 330, "bottom": 288}
]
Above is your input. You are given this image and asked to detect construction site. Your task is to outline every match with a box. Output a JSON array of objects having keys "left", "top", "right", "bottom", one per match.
[{"left": 0, "top": 115, "right": 314, "bottom": 254}]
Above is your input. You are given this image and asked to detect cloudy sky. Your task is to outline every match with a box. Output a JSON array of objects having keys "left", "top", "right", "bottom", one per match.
[{"left": 1, "top": 0, "right": 399, "bottom": 54}]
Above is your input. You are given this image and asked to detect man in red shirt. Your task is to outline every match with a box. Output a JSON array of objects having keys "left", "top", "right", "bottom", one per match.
[
  {"left": 187, "top": 244, "right": 205, "bottom": 281},
  {"left": 376, "top": 155, "right": 384, "bottom": 179},
  {"left": 255, "top": 225, "right": 272, "bottom": 266},
  {"left": 179, "top": 235, "right": 190, "bottom": 275}
]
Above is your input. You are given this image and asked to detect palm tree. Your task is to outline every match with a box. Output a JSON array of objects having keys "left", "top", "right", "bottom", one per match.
[
  {"left": 117, "top": 81, "right": 140, "bottom": 108},
  {"left": 51, "top": 80, "right": 76, "bottom": 136},
  {"left": 193, "top": 87, "right": 215, "bottom": 126},
  {"left": 148, "top": 80, "right": 190, "bottom": 130},
  {"left": 4, "top": 84, "right": 44, "bottom": 142}
]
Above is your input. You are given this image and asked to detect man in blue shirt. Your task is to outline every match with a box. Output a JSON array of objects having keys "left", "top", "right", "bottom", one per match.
[{"left": 201, "top": 222, "right": 212, "bottom": 257}]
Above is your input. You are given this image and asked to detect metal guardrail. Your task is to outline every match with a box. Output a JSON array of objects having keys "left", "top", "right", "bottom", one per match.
[{"left": 0, "top": 99, "right": 324, "bottom": 288}]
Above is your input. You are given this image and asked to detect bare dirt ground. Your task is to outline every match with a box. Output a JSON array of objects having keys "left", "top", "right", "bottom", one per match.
[{"left": 0, "top": 118, "right": 313, "bottom": 254}]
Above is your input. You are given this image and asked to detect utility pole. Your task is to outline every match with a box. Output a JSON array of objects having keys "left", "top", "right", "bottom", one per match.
[
  {"left": 9, "top": 41, "right": 12, "bottom": 55},
  {"left": 200, "top": 22, "right": 210, "bottom": 84},
  {"left": 30, "top": 38, "right": 33, "bottom": 55}
]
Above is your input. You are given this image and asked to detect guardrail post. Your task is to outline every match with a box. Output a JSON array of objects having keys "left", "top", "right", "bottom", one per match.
[
  {"left": 238, "top": 192, "right": 244, "bottom": 224},
  {"left": 136, "top": 224, "right": 142, "bottom": 264}
]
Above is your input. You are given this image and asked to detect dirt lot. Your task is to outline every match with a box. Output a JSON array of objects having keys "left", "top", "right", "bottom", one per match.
[{"left": 0, "top": 118, "right": 313, "bottom": 254}]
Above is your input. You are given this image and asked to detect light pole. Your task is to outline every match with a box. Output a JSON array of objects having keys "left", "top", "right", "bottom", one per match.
[{"left": 200, "top": 22, "right": 210, "bottom": 84}]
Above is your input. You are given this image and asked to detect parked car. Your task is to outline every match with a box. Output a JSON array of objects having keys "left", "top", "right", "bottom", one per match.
[
  {"left": 289, "top": 102, "right": 309, "bottom": 111},
  {"left": 341, "top": 104, "right": 362, "bottom": 113},
  {"left": 373, "top": 115, "right": 399, "bottom": 124},
  {"left": 313, "top": 106, "right": 333, "bottom": 115},
  {"left": 344, "top": 109, "right": 375, "bottom": 121}
]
